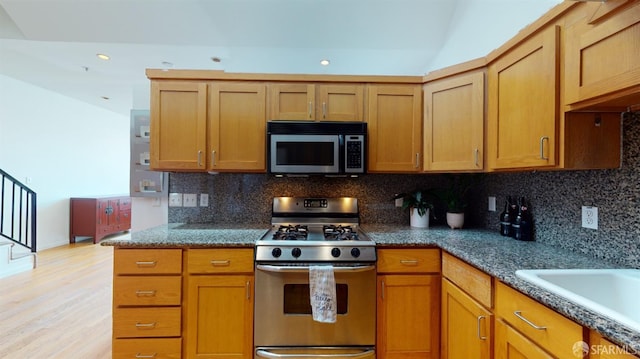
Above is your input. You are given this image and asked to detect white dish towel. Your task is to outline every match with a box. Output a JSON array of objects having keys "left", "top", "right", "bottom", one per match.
[{"left": 309, "top": 265, "right": 337, "bottom": 323}]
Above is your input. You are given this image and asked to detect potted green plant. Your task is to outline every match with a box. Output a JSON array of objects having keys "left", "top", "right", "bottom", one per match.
[
  {"left": 394, "top": 189, "right": 436, "bottom": 228},
  {"left": 437, "top": 175, "right": 474, "bottom": 229}
]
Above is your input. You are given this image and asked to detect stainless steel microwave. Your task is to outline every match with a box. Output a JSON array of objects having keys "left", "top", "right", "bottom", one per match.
[{"left": 267, "top": 121, "right": 367, "bottom": 176}]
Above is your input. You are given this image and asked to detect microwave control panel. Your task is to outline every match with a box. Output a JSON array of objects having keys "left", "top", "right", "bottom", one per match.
[{"left": 345, "top": 135, "right": 365, "bottom": 172}]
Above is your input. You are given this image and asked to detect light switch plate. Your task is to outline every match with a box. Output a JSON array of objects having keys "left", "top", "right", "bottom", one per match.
[
  {"left": 169, "top": 193, "right": 183, "bottom": 207},
  {"left": 200, "top": 194, "right": 209, "bottom": 207},
  {"left": 183, "top": 193, "right": 197, "bottom": 207},
  {"left": 488, "top": 196, "right": 496, "bottom": 212},
  {"left": 582, "top": 206, "right": 598, "bottom": 230}
]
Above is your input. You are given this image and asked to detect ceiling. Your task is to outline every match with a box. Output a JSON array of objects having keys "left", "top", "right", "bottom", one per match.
[{"left": 0, "top": 0, "right": 562, "bottom": 116}]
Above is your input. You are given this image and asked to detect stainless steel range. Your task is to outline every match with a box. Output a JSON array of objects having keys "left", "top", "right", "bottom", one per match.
[{"left": 254, "top": 197, "right": 376, "bottom": 359}]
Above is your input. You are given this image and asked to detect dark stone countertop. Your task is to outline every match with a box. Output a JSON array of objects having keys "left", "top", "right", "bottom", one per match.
[{"left": 101, "top": 223, "right": 640, "bottom": 353}]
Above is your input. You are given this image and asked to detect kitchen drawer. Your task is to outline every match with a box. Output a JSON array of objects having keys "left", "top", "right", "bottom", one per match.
[
  {"left": 442, "top": 252, "right": 493, "bottom": 308},
  {"left": 114, "top": 249, "right": 182, "bottom": 275},
  {"left": 377, "top": 248, "right": 440, "bottom": 274},
  {"left": 114, "top": 276, "right": 182, "bottom": 306},
  {"left": 187, "top": 248, "right": 254, "bottom": 274},
  {"left": 113, "top": 338, "right": 181, "bottom": 359},
  {"left": 495, "top": 281, "right": 583, "bottom": 357},
  {"left": 113, "top": 307, "right": 181, "bottom": 338}
]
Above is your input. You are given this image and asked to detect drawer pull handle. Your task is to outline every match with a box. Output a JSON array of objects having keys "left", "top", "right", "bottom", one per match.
[
  {"left": 135, "top": 354, "right": 157, "bottom": 359},
  {"left": 400, "top": 260, "right": 419, "bottom": 266},
  {"left": 211, "top": 260, "right": 231, "bottom": 266},
  {"left": 135, "top": 322, "right": 157, "bottom": 329},
  {"left": 135, "top": 290, "right": 156, "bottom": 297},
  {"left": 135, "top": 261, "right": 157, "bottom": 267},
  {"left": 477, "top": 315, "right": 487, "bottom": 340},
  {"left": 514, "top": 310, "right": 547, "bottom": 330}
]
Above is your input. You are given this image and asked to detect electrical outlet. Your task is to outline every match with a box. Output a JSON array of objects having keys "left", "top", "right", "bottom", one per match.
[
  {"left": 582, "top": 206, "right": 598, "bottom": 230},
  {"left": 169, "top": 193, "right": 183, "bottom": 207},
  {"left": 200, "top": 194, "right": 209, "bottom": 207},
  {"left": 183, "top": 193, "right": 197, "bottom": 207},
  {"left": 488, "top": 196, "right": 496, "bottom": 212}
]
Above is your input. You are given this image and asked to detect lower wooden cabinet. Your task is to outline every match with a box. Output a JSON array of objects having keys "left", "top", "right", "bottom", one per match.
[
  {"left": 185, "top": 249, "right": 254, "bottom": 359},
  {"left": 113, "top": 338, "right": 182, "bottom": 359},
  {"left": 495, "top": 318, "right": 555, "bottom": 359},
  {"left": 112, "top": 248, "right": 183, "bottom": 359},
  {"left": 495, "top": 281, "right": 584, "bottom": 359},
  {"left": 376, "top": 249, "right": 440, "bottom": 359},
  {"left": 589, "top": 331, "right": 639, "bottom": 359},
  {"left": 441, "top": 252, "right": 494, "bottom": 359},
  {"left": 442, "top": 279, "right": 493, "bottom": 359}
]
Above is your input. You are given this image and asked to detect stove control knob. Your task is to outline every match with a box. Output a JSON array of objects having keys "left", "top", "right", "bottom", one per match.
[
  {"left": 291, "top": 247, "right": 302, "bottom": 258},
  {"left": 271, "top": 248, "right": 282, "bottom": 258},
  {"left": 331, "top": 248, "right": 341, "bottom": 258},
  {"left": 350, "top": 248, "right": 361, "bottom": 258}
]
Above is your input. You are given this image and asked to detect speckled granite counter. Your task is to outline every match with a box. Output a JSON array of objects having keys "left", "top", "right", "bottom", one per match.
[
  {"left": 100, "top": 223, "right": 269, "bottom": 248},
  {"left": 101, "top": 223, "right": 639, "bottom": 353},
  {"left": 362, "top": 224, "right": 640, "bottom": 354}
]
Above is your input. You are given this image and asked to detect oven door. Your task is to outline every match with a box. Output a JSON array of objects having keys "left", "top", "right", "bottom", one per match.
[
  {"left": 254, "top": 264, "right": 376, "bottom": 347},
  {"left": 269, "top": 134, "right": 341, "bottom": 174}
]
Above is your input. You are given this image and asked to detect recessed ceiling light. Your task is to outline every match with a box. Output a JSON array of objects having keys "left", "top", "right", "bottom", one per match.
[
  {"left": 320, "top": 59, "right": 330, "bottom": 66},
  {"left": 211, "top": 57, "right": 222, "bottom": 63},
  {"left": 96, "top": 53, "right": 110, "bottom": 61}
]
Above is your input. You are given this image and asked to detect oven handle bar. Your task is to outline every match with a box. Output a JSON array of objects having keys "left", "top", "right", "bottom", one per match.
[
  {"left": 256, "top": 264, "right": 375, "bottom": 273},
  {"left": 255, "top": 349, "right": 375, "bottom": 358}
]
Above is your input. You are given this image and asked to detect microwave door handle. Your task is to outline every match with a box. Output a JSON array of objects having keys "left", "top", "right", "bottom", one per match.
[
  {"left": 256, "top": 264, "right": 375, "bottom": 273},
  {"left": 256, "top": 349, "right": 375, "bottom": 358}
]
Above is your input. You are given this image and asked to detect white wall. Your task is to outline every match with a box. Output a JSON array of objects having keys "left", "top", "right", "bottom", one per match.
[
  {"left": 426, "top": 0, "right": 563, "bottom": 72},
  {"left": 0, "top": 74, "right": 131, "bottom": 250}
]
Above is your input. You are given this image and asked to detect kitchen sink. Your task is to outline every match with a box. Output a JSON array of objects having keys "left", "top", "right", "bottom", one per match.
[{"left": 515, "top": 269, "right": 640, "bottom": 332}]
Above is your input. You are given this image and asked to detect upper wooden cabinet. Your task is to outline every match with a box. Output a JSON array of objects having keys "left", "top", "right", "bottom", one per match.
[
  {"left": 268, "top": 83, "right": 315, "bottom": 120},
  {"left": 487, "top": 25, "right": 560, "bottom": 170},
  {"left": 423, "top": 71, "right": 485, "bottom": 172},
  {"left": 564, "top": 1, "right": 640, "bottom": 110},
  {"left": 150, "top": 80, "right": 266, "bottom": 172},
  {"left": 268, "top": 83, "right": 365, "bottom": 121},
  {"left": 150, "top": 81, "right": 207, "bottom": 171},
  {"left": 366, "top": 84, "right": 422, "bottom": 173},
  {"left": 318, "top": 84, "right": 365, "bottom": 121},
  {"left": 209, "top": 82, "right": 267, "bottom": 172}
]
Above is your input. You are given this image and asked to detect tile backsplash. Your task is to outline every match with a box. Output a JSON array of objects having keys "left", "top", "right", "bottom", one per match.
[{"left": 169, "top": 115, "right": 640, "bottom": 268}]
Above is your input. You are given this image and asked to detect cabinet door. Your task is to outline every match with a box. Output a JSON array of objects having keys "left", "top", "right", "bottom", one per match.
[
  {"left": 317, "top": 84, "right": 365, "bottom": 121},
  {"left": 487, "top": 26, "right": 559, "bottom": 170},
  {"left": 565, "top": 1, "right": 640, "bottom": 107},
  {"left": 377, "top": 274, "right": 439, "bottom": 359},
  {"left": 424, "top": 71, "right": 484, "bottom": 171},
  {"left": 209, "top": 82, "right": 267, "bottom": 171},
  {"left": 367, "top": 84, "right": 422, "bottom": 172},
  {"left": 150, "top": 81, "right": 207, "bottom": 171},
  {"left": 269, "top": 83, "right": 316, "bottom": 120},
  {"left": 495, "top": 319, "right": 554, "bottom": 359},
  {"left": 186, "top": 275, "right": 253, "bottom": 359},
  {"left": 441, "top": 279, "right": 492, "bottom": 359}
]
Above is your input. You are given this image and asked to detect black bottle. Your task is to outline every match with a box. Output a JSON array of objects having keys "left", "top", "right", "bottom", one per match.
[
  {"left": 499, "top": 197, "right": 511, "bottom": 236},
  {"left": 508, "top": 196, "right": 518, "bottom": 237},
  {"left": 514, "top": 197, "right": 532, "bottom": 241}
]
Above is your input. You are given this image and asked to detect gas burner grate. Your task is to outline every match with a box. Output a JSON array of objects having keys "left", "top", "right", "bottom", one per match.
[
  {"left": 323, "top": 225, "right": 359, "bottom": 241},
  {"left": 272, "top": 225, "right": 308, "bottom": 240}
]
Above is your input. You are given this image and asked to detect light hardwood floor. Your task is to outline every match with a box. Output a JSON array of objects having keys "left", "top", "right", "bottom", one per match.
[{"left": 0, "top": 240, "right": 113, "bottom": 358}]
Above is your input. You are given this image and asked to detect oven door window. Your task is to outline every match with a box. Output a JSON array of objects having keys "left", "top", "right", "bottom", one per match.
[{"left": 283, "top": 283, "right": 348, "bottom": 315}]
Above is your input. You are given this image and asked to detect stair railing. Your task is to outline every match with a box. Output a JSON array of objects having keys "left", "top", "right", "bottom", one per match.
[{"left": 0, "top": 169, "right": 37, "bottom": 252}]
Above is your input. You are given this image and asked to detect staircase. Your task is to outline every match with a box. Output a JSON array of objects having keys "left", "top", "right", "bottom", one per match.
[
  {"left": 0, "top": 168, "right": 37, "bottom": 278},
  {"left": 0, "top": 240, "right": 36, "bottom": 278}
]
